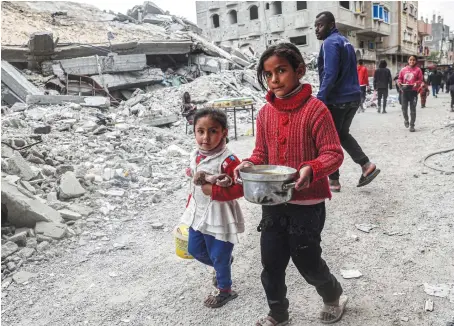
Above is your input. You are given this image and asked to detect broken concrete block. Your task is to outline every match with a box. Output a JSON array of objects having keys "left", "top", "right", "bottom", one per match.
[
  {"left": 33, "top": 125, "right": 51, "bottom": 134},
  {"left": 67, "top": 204, "right": 93, "bottom": 217},
  {"left": 103, "top": 168, "right": 115, "bottom": 181},
  {"left": 58, "top": 171, "right": 86, "bottom": 199},
  {"left": 41, "top": 165, "right": 56, "bottom": 176},
  {"left": 18, "top": 247, "right": 35, "bottom": 259},
  {"left": 6, "top": 151, "right": 37, "bottom": 180},
  {"left": 7, "top": 231, "right": 27, "bottom": 247},
  {"left": 11, "top": 103, "right": 27, "bottom": 112},
  {"left": 12, "top": 270, "right": 37, "bottom": 284},
  {"left": 1, "top": 180, "right": 62, "bottom": 227},
  {"left": 27, "top": 154, "right": 45, "bottom": 165},
  {"left": 36, "top": 241, "right": 49, "bottom": 252},
  {"left": 19, "top": 180, "right": 37, "bottom": 195},
  {"left": 424, "top": 299, "right": 434, "bottom": 311},
  {"left": 58, "top": 209, "right": 82, "bottom": 221},
  {"left": 56, "top": 165, "right": 74, "bottom": 176},
  {"left": 35, "top": 221, "right": 67, "bottom": 240},
  {"left": 26, "top": 238, "right": 37, "bottom": 249},
  {"left": 1, "top": 241, "right": 19, "bottom": 259}
]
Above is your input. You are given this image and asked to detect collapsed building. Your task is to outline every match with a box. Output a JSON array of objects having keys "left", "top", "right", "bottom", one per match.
[{"left": 0, "top": 1, "right": 326, "bottom": 281}]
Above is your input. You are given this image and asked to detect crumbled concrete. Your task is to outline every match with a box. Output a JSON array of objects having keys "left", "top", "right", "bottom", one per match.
[
  {"left": 33, "top": 125, "right": 51, "bottom": 134},
  {"left": 7, "top": 231, "right": 27, "bottom": 246},
  {"left": 12, "top": 270, "right": 37, "bottom": 284},
  {"left": 1, "top": 242, "right": 19, "bottom": 259},
  {"left": 17, "top": 247, "right": 35, "bottom": 259},
  {"left": 58, "top": 171, "right": 86, "bottom": 199},
  {"left": 58, "top": 209, "right": 82, "bottom": 221},
  {"left": 34, "top": 222, "right": 67, "bottom": 240},
  {"left": 1, "top": 180, "right": 62, "bottom": 227},
  {"left": 6, "top": 151, "right": 37, "bottom": 181}
]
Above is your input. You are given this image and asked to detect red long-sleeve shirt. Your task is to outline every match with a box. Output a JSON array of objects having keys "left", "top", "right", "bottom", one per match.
[
  {"left": 245, "top": 83, "right": 343, "bottom": 201},
  {"left": 357, "top": 65, "right": 369, "bottom": 86}
]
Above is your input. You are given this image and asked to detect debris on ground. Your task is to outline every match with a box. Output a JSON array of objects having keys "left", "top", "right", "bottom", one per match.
[
  {"left": 340, "top": 269, "right": 363, "bottom": 279},
  {"left": 355, "top": 223, "right": 378, "bottom": 233}
]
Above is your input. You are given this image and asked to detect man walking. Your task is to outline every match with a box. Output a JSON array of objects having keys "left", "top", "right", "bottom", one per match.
[
  {"left": 357, "top": 59, "right": 369, "bottom": 113},
  {"left": 373, "top": 60, "right": 392, "bottom": 113},
  {"left": 315, "top": 11, "right": 380, "bottom": 192},
  {"left": 428, "top": 69, "right": 442, "bottom": 97}
]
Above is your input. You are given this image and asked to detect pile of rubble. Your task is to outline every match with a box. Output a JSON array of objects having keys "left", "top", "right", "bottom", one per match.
[
  {"left": 1, "top": 1, "right": 324, "bottom": 281},
  {"left": 1, "top": 100, "right": 196, "bottom": 280}
]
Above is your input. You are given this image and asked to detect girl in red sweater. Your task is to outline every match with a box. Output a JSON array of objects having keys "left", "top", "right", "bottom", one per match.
[{"left": 234, "top": 43, "right": 347, "bottom": 325}]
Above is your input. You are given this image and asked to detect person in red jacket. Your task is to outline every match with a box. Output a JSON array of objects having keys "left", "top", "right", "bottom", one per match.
[
  {"left": 357, "top": 59, "right": 369, "bottom": 113},
  {"left": 233, "top": 43, "right": 347, "bottom": 326}
]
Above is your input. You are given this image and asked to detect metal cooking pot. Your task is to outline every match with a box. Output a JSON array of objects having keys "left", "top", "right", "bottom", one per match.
[{"left": 238, "top": 165, "right": 297, "bottom": 206}]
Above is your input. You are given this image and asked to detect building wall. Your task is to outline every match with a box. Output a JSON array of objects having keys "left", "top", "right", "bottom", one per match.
[{"left": 196, "top": 1, "right": 366, "bottom": 55}]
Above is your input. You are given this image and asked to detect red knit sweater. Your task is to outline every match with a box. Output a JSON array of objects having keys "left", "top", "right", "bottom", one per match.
[{"left": 245, "top": 83, "right": 343, "bottom": 201}]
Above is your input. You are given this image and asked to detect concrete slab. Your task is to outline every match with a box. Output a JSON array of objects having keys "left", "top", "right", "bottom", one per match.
[
  {"left": 1, "top": 60, "right": 43, "bottom": 102},
  {"left": 26, "top": 95, "right": 110, "bottom": 109},
  {"left": 35, "top": 221, "right": 67, "bottom": 240}
]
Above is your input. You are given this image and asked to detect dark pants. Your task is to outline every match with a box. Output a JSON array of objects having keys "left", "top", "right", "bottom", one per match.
[
  {"left": 401, "top": 90, "right": 418, "bottom": 127},
  {"left": 377, "top": 88, "right": 388, "bottom": 111},
  {"left": 188, "top": 227, "right": 234, "bottom": 290},
  {"left": 450, "top": 90, "right": 454, "bottom": 109},
  {"left": 359, "top": 86, "right": 367, "bottom": 110},
  {"left": 440, "top": 83, "right": 444, "bottom": 93},
  {"left": 420, "top": 93, "right": 427, "bottom": 107},
  {"left": 259, "top": 203, "right": 342, "bottom": 323},
  {"left": 327, "top": 101, "right": 370, "bottom": 181},
  {"left": 432, "top": 85, "right": 440, "bottom": 96}
]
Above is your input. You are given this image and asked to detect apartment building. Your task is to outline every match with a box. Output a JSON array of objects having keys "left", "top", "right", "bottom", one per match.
[
  {"left": 376, "top": 1, "right": 419, "bottom": 74},
  {"left": 196, "top": 1, "right": 386, "bottom": 68}
]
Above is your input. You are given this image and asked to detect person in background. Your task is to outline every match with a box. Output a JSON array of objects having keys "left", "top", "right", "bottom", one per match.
[
  {"left": 418, "top": 79, "right": 430, "bottom": 108},
  {"left": 181, "top": 92, "right": 197, "bottom": 125},
  {"left": 448, "top": 71, "right": 454, "bottom": 112},
  {"left": 357, "top": 59, "right": 369, "bottom": 113},
  {"left": 397, "top": 55, "right": 423, "bottom": 132},
  {"left": 394, "top": 72, "right": 402, "bottom": 105},
  {"left": 440, "top": 69, "right": 446, "bottom": 93},
  {"left": 373, "top": 60, "right": 392, "bottom": 113},
  {"left": 314, "top": 11, "right": 380, "bottom": 192},
  {"left": 428, "top": 70, "right": 442, "bottom": 97}
]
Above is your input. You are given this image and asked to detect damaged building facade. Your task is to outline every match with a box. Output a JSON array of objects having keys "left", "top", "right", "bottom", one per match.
[{"left": 197, "top": 1, "right": 434, "bottom": 75}]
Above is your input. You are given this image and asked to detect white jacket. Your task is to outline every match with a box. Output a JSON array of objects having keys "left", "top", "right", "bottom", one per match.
[{"left": 181, "top": 147, "right": 245, "bottom": 244}]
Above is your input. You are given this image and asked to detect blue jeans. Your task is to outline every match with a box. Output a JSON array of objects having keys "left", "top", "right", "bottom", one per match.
[
  {"left": 188, "top": 227, "right": 234, "bottom": 290},
  {"left": 432, "top": 85, "right": 439, "bottom": 96}
]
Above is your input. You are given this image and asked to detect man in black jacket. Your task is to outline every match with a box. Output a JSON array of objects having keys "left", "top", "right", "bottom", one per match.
[
  {"left": 373, "top": 60, "right": 392, "bottom": 113},
  {"left": 428, "top": 70, "right": 442, "bottom": 97}
]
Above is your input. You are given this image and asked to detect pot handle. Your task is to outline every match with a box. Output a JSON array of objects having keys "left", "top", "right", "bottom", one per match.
[
  {"left": 236, "top": 177, "right": 243, "bottom": 185},
  {"left": 282, "top": 182, "right": 296, "bottom": 190}
]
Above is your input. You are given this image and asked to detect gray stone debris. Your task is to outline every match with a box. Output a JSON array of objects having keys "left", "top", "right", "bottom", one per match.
[
  {"left": 18, "top": 247, "right": 35, "bottom": 259},
  {"left": 35, "top": 221, "right": 67, "bottom": 240},
  {"left": 33, "top": 125, "right": 51, "bottom": 134},
  {"left": 1, "top": 242, "right": 19, "bottom": 259},
  {"left": 151, "top": 222, "right": 164, "bottom": 229},
  {"left": 7, "top": 231, "right": 27, "bottom": 246},
  {"left": 12, "top": 270, "right": 37, "bottom": 284},
  {"left": 1, "top": 180, "right": 62, "bottom": 227},
  {"left": 58, "top": 209, "right": 82, "bottom": 221},
  {"left": 26, "top": 238, "right": 38, "bottom": 248},
  {"left": 27, "top": 154, "right": 45, "bottom": 164},
  {"left": 6, "top": 151, "right": 37, "bottom": 181},
  {"left": 36, "top": 241, "right": 50, "bottom": 252},
  {"left": 58, "top": 171, "right": 86, "bottom": 199},
  {"left": 11, "top": 103, "right": 27, "bottom": 112},
  {"left": 41, "top": 165, "right": 56, "bottom": 176},
  {"left": 56, "top": 165, "right": 74, "bottom": 176}
]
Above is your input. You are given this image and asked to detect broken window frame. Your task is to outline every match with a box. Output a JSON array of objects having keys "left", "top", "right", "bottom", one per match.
[
  {"left": 339, "top": 1, "right": 350, "bottom": 10},
  {"left": 271, "top": 1, "right": 283, "bottom": 15},
  {"left": 228, "top": 10, "right": 238, "bottom": 25},
  {"left": 212, "top": 14, "right": 220, "bottom": 28},
  {"left": 289, "top": 35, "right": 307, "bottom": 46},
  {"left": 249, "top": 5, "right": 259, "bottom": 20},
  {"left": 296, "top": 1, "right": 307, "bottom": 11}
]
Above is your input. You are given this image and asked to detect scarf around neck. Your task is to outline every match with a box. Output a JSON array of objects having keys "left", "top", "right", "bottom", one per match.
[{"left": 197, "top": 137, "right": 227, "bottom": 157}]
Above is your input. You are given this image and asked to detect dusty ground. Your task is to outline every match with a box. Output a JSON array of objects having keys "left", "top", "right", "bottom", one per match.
[{"left": 2, "top": 91, "right": 454, "bottom": 325}]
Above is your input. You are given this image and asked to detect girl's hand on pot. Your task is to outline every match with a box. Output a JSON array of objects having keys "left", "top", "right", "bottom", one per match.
[
  {"left": 233, "top": 161, "right": 253, "bottom": 183},
  {"left": 201, "top": 184, "right": 213, "bottom": 196},
  {"left": 295, "top": 165, "right": 313, "bottom": 190}
]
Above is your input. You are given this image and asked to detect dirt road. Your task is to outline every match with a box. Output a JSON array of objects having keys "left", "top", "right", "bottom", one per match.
[{"left": 2, "top": 92, "right": 453, "bottom": 326}]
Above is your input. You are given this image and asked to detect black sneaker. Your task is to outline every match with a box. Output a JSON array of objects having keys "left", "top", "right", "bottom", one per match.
[
  {"left": 404, "top": 121, "right": 409, "bottom": 128},
  {"left": 382, "top": 110, "right": 387, "bottom": 114},
  {"left": 410, "top": 126, "right": 415, "bottom": 132}
]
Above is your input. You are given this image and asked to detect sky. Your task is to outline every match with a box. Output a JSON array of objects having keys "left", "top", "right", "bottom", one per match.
[{"left": 74, "top": 0, "right": 454, "bottom": 32}]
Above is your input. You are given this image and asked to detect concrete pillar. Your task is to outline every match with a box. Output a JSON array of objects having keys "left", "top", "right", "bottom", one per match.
[
  {"left": 138, "top": 9, "right": 143, "bottom": 23},
  {"left": 27, "top": 32, "right": 54, "bottom": 71}
]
